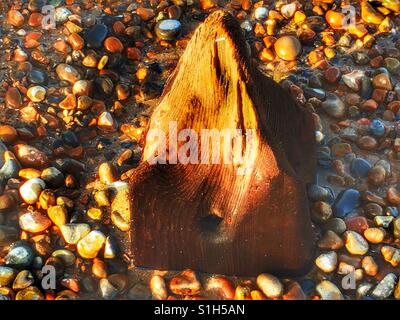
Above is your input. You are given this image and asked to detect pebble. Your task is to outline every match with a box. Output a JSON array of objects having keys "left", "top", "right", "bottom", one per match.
[
  {"left": 364, "top": 228, "right": 385, "bottom": 244},
  {"left": 280, "top": 3, "right": 297, "bottom": 19},
  {"left": 19, "top": 178, "right": 46, "bottom": 204},
  {"left": 342, "top": 70, "right": 365, "bottom": 92},
  {"left": 0, "top": 266, "right": 18, "bottom": 286},
  {"left": 77, "top": 230, "right": 106, "bottom": 259},
  {"left": 0, "top": 125, "right": 18, "bottom": 144},
  {"left": 55, "top": 7, "right": 71, "bottom": 23},
  {"left": 15, "top": 286, "right": 44, "bottom": 300},
  {"left": 316, "top": 280, "right": 343, "bottom": 300},
  {"left": 92, "top": 258, "right": 107, "bottom": 279},
  {"left": 136, "top": 7, "right": 155, "bottom": 21},
  {"left": 387, "top": 187, "right": 400, "bottom": 205},
  {"left": 104, "top": 237, "right": 116, "bottom": 259},
  {"left": 369, "top": 119, "right": 385, "bottom": 137},
  {"left": 169, "top": 269, "right": 201, "bottom": 296},
  {"left": 256, "top": 273, "right": 283, "bottom": 298},
  {"left": 318, "top": 230, "right": 344, "bottom": 250},
  {"left": 5, "top": 87, "right": 23, "bottom": 109},
  {"left": 331, "top": 144, "right": 351, "bottom": 158},
  {"left": 127, "top": 283, "right": 152, "bottom": 300},
  {"left": 374, "top": 216, "right": 394, "bottom": 228},
  {"left": 13, "top": 270, "right": 34, "bottom": 290},
  {"left": 361, "top": 1, "right": 384, "bottom": 25},
  {"left": 85, "top": 24, "right": 108, "bottom": 49},
  {"left": 315, "top": 251, "right": 337, "bottom": 273},
  {"left": 155, "top": 19, "right": 182, "bottom": 41},
  {"left": 334, "top": 189, "right": 360, "bottom": 218},
  {"left": 28, "top": 70, "right": 47, "bottom": 85},
  {"left": 97, "top": 112, "right": 116, "bottom": 132},
  {"left": 5, "top": 243, "right": 35, "bottom": 268},
  {"left": 150, "top": 275, "right": 168, "bottom": 300},
  {"left": 274, "top": 36, "right": 302, "bottom": 61},
  {"left": 104, "top": 37, "right": 124, "bottom": 53},
  {"left": 51, "top": 249, "right": 76, "bottom": 267},
  {"left": 344, "top": 231, "right": 369, "bottom": 255},
  {"left": 56, "top": 64, "right": 81, "bottom": 84},
  {"left": 312, "top": 201, "right": 332, "bottom": 223},
  {"left": 371, "top": 273, "right": 397, "bottom": 299},
  {"left": 7, "top": 10, "right": 25, "bottom": 27},
  {"left": 72, "top": 80, "right": 91, "bottom": 97},
  {"left": 321, "top": 93, "right": 346, "bottom": 119},
  {"left": 98, "top": 162, "right": 118, "bottom": 184},
  {"left": 14, "top": 144, "right": 48, "bottom": 169},
  {"left": 26, "top": 86, "right": 46, "bottom": 102},
  {"left": 99, "top": 278, "right": 118, "bottom": 299},
  {"left": 94, "top": 76, "right": 114, "bottom": 97},
  {"left": 394, "top": 217, "right": 400, "bottom": 239},
  {"left": 381, "top": 246, "right": 400, "bottom": 267},
  {"left": 67, "top": 33, "right": 85, "bottom": 50},
  {"left": 362, "top": 256, "right": 378, "bottom": 276},
  {"left": 205, "top": 276, "right": 235, "bottom": 300},
  {"left": 372, "top": 73, "right": 392, "bottom": 91},
  {"left": 19, "top": 211, "right": 51, "bottom": 233},
  {"left": 357, "top": 136, "right": 378, "bottom": 151},
  {"left": 324, "top": 66, "right": 341, "bottom": 83},
  {"left": 325, "top": 10, "right": 345, "bottom": 29},
  {"left": 350, "top": 158, "right": 371, "bottom": 178},
  {"left": 255, "top": 7, "right": 268, "bottom": 20},
  {"left": 0, "top": 226, "right": 18, "bottom": 246},
  {"left": 60, "top": 223, "right": 91, "bottom": 244},
  {"left": 47, "top": 205, "right": 67, "bottom": 228},
  {"left": 41, "top": 167, "right": 64, "bottom": 188}
]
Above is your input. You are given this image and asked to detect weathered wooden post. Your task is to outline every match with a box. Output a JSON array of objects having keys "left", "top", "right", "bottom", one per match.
[{"left": 128, "top": 10, "right": 316, "bottom": 276}]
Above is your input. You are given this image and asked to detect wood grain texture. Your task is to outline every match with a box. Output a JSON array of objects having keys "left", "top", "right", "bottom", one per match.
[{"left": 128, "top": 10, "right": 316, "bottom": 276}]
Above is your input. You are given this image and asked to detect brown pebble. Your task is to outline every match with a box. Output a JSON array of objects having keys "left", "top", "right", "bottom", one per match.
[
  {"left": 59, "top": 94, "right": 76, "bottom": 110},
  {"left": 92, "top": 258, "right": 107, "bottom": 279},
  {"left": 28, "top": 13, "right": 43, "bottom": 27},
  {"left": 7, "top": 10, "right": 25, "bottom": 28},
  {"left": 54, "top": 40, "right": 71, "bottom": 54},
  {"left": 98, "top": 162, "right": 118, "bottom": 184},
  {"left": 345, "top": 216, "right": 369, "bottom": 234},
  {"left": 361, "top": 99, "right": 378, "bottom": 111},
  {"left": 324, "top": 66, "right": 341, "bottom": 83},
  {"left": 0, "top": 125, "right": 18, "bottom": 143},
  {"left": 361, "top": 1, "right": 384, "bottom": 25},
  {"left": 325, "top": 10, "right": 345, "bottom": 29},
  {"left": 357, "top": 136, "right": 378, "bottom": 151},
  {"left": 274, "top": 35, "right": 302, "bottom": 61},
  {"left": 104, "top": 37, "right": 124, "bottom": 53},
  {"left": 14, "top": 144, "right": 49, "bottom": 169},
  {"left": 5, "top": 87, "right": 23, "bottom": 109},
  {"left": 331, "top": 143, "right": 352, "bottom": 157},
  {"left": 0, "top": 194, "right": 16, "bottom": 214},
  {"left": 13, "top": 48, "right": 29, "bottom": 62},
  {"left": 136, "top": 7, "right": 155, "bottom": 21},
  {"left": 368, "top": 165, "right": 386, "bottom": 186},
  {"left": 169, "top": 270, "right": 201, "bottom": 296},
  {"left": 387, "top": 187, "right": 400, "bottom": 205},
  {"left": 67, "top": 33, "right": 85, "bottom": 51},
  {"left": 372, "top": 73, "right": 392, "bottom": 91}
]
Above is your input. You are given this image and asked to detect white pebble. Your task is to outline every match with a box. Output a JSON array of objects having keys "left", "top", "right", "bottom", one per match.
[
  {"left": 256, "top": 273, "right": 283, "bottom": 298},
  {"left": 315, "top": 251, "right": 337, "bottom": 273},
  {"left": 316, "top": 280, "right": 344, "bottom": 300},
  {"left": 19, "top": 178, "right": 46, "bottom": 204},
  {"left": 255, "top": 7, "right": 268, "bottom": 20}
]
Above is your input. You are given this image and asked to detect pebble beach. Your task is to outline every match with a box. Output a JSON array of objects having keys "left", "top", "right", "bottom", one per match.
[{"left": 0, "top": 0, "right": 400, "bottom": 300}]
